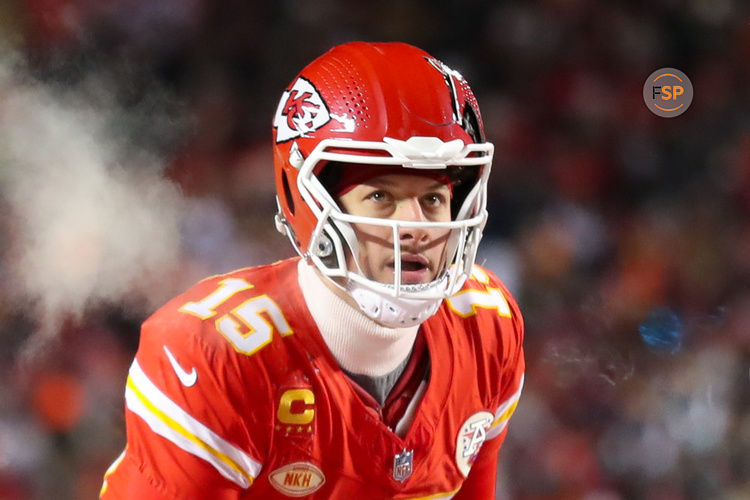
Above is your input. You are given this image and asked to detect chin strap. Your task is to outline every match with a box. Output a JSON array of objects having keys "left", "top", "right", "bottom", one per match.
[{"left": 348, "top": 282, "right": 443, "bottom": 328}]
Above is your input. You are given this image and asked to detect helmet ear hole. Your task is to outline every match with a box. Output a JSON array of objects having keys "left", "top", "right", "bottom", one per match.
[
  {"left": 282, "top": 171, "right": 295, "bottom": 215},
  {"left": 315, "top": 233, "right": 334, "bottom": 258},
  {"left": 317, "top": 220, "right": 354, "bottom": 271}
]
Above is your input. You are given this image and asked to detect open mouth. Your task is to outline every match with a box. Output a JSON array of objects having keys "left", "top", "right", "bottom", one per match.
[
  {"left": 387, "top": 254, "right": 430, "bottom": 273},
  {"left": 399, "top": 260, "right": 427, "bottom": 271}
]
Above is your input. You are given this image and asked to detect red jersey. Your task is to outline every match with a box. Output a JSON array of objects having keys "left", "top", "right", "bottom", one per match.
[{"left": 101, "top": 257, "right": 524, "bottom": 499}]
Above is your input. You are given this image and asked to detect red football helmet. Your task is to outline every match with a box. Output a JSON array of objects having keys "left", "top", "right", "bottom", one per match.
[{"left": 272, "top": 41, "right": 493, "bottom": 327}]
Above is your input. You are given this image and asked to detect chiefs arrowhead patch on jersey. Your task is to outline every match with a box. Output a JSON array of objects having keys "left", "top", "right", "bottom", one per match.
[
  {"left": 456, "top": 410, "right": 494, "bottom": 477},
  {"left": 274, "top": 77, "right": 330, "bottom": 142}
]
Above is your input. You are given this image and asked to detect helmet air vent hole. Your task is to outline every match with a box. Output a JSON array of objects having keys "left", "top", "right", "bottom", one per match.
[{"left": 282, "top": 171, "right": 295, "bottom": 215}]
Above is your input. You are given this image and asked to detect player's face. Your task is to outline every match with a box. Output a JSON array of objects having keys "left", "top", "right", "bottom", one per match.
[{"left": 337, "top": 174, "right": 452, "bottom": 285}]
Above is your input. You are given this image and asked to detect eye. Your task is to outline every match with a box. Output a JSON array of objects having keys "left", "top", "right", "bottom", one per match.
[
  {"left": 367, "top": 190, "right": 391, "bottom": 203},
  {"left": 422, "top": 192, "right": 447, "bottom": 207}
]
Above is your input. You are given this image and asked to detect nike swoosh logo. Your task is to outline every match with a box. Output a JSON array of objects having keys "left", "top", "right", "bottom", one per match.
[{"left": 163, "top": 345, "right": 197, "bottom": 387}]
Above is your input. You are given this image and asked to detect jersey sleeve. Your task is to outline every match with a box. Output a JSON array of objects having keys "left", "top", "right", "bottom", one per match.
[
  {"left": 444, "top": 265, "right": 525, "bottom": 498},
  {"left": 472, "top": 265, "right": 525, "bottom": 442},
  {"left": 101, "top": 289, "right": 270, "bottom": 499}
]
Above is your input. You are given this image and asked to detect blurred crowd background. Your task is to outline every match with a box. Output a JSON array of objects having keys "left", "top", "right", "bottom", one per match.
[{"left": 0, "top": 0, "right": 749, "bottom": 498}]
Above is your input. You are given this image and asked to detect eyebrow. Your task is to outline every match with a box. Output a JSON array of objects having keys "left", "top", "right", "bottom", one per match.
[{"left": 364, "top": 177, "right": 450, "bottom": 190}]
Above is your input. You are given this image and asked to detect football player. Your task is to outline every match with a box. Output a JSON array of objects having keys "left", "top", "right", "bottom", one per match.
[{"left": 101, "top": 41, "right": 525, "bottom": 499}]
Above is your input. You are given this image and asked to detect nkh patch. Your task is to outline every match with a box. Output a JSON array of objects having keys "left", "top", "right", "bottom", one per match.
[
  {"left": 268, "top": 462, "right": 326, "bottom": 497},
  {"left": 393, "top": 448, "right": 414, "bottom": 482},
  {"left": 455, "top": 410, "right": 494, "bottom": 477},
  {"left": 274, "top": 76, "right": 330, "bottom": 142}
]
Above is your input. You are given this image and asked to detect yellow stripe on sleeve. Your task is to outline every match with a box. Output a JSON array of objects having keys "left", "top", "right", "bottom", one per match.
[
  {"left": 486, "top": 375, "right": 524, "bottom": 440},
  {"left": 125, "top": 360, "right": 262, "bottom": 488},
  {"left": 126, "top": 376, "right": 254, "bottom": 486}
]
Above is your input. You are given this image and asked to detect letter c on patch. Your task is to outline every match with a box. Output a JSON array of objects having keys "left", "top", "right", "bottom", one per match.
[{"left": 277, "top": 389, "right": 315, "bottom": 425}]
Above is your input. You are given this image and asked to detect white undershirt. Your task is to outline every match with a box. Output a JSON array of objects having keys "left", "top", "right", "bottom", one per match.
[{"left": 297, "top": 259, "right": 419, "bottom": 377}]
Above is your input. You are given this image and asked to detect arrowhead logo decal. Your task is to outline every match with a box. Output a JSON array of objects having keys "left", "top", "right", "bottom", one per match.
[{"left": 274, "top": 77, "right": 330, "bottom": 142}]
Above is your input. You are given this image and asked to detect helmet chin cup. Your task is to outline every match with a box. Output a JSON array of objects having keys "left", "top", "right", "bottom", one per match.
[{"left": 348, "top": 281, "right": 443, "bottom": 328}]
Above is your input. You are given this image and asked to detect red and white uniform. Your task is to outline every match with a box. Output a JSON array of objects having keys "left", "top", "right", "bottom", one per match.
[{"left": 101, "top": 257, "right": 524, "bottom": 499}]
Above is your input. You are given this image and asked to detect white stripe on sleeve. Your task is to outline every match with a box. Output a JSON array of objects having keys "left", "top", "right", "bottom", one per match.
[{"left": 125, "top": 359, "right": 262, "bottom": 488}]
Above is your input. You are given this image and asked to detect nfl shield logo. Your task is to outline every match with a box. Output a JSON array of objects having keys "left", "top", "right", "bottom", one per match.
[{"left": 393, "top": 448, "right": 413, "bottom": 482}]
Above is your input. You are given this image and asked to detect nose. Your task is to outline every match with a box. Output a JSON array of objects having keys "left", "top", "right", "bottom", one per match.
[
  {"left": 395, "top": 197, "right": 428, "bottom": 221},
  {"left": 395, "top": 198, "right": 429, "bottom": 242}
]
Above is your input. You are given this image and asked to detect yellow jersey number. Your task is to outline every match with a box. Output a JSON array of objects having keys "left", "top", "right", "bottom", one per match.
[{"left": 179, "top": 278, "right": 293, "bottom": 356}]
